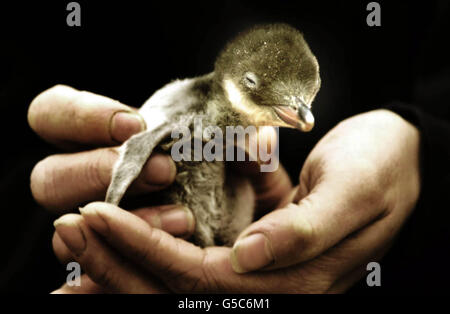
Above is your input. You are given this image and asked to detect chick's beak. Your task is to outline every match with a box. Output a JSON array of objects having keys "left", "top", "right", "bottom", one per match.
[
  {"left": 297, "top": 103, "right": 315, "bottom": 132},
  {"left": 274, "top": 98, "right": 315, "bottom": 132}
]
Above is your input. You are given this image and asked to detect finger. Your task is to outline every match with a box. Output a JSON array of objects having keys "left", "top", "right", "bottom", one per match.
[
  {"left": 232, "top": 161, "right": 292, "bottom": 213},
  {"left": 78, "top": 202, "right": 207, "bottom": 289},
  {"left": 52, "top": 204, "right": 195, "bottom": 265},
  {"left": 230, "top": 126, "right": 292, "bottom": 212},
  {"left": 229, "top": 175, "right": 389, "bottom": 273},
  {"left": 52, "top": 231, "right": 73, "bottom": 265},
  {"left": 53, "top": 214, "right": 168, "bottom": 293},
  {"left": 31, "top": 149, "right": 176, "bottom": 211},
  {"left": 51, "top": 274, "right": 105, "bottom": 294},
  {"left": 132, "top": 204, "right": 195, "bottom": 239},
  {"left": 28, "top": 85, "right": 146, "bottom": 147}
]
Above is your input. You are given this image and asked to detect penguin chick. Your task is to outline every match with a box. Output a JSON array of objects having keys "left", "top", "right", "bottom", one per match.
[{"left": 105, "top": 23, "right": 321, "bottom": 247}]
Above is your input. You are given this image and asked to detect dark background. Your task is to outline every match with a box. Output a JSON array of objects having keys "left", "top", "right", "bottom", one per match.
[{"left": 0, "top": 0, "right": 449, "bottom": 293}]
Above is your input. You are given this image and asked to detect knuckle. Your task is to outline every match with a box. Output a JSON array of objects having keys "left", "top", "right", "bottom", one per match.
[
  {"left": 68, "top": 91, "right": 88, "bottom": 128},
  {"left": 47, "top": 84, "right": 73, "bottom": 95}
]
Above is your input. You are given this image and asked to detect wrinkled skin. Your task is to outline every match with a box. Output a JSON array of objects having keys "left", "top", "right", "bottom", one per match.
[{"left": 28, "top": 86, "right": 420, "bottom": 293}]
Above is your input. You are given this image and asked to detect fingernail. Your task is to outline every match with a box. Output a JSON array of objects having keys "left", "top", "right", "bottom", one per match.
[
  {"left": 158, "top": 206, "right": 194, "bottom": 237},
  {"left": 54, "top": 215, "right": 86, "bottom": 256},
  {"left": 230, "top": 233, "right": 273, "bottom": 273},
  {"left": 110, "top": 111, "right": 146, "bottom": 143},
  {"left": 79, "top": 204, "right": 109, "bottom": 234}
]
